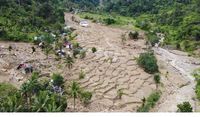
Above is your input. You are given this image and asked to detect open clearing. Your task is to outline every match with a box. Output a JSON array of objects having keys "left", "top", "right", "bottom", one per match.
[{"left": 0, "top": 13, "right": 200, "bottom": 112}]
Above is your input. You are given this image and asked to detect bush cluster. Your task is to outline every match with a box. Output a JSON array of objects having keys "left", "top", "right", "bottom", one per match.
[
  {"left": 137, "top": 52, "right": 159, "bottom": 74},
  {"left": 137, "top": 92, "right": 161, "bottom": 112},
  {"left": 103, "top": 18, "right": 116, "bottom": 25}
]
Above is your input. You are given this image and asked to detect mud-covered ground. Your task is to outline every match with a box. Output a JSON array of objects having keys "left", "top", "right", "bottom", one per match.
[{"left": 0, "top": 13, "right": 199, "bottom": 112}]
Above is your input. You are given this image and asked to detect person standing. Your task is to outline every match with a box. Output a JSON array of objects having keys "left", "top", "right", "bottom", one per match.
[{"left": 31, "top": 46, "right": 36, "bottom": 54}]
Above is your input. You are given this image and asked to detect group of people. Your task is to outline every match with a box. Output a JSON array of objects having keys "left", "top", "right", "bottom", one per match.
[
  {"left": 56, "top": 40, "right": 73, "bottom": 58},
  {"left": 17, "top": 63, "right": 33, "bottom": 74}
]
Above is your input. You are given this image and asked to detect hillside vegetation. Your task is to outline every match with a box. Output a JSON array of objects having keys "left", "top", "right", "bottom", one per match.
[{"left": 0, "top": 0, "right": 66, "bottom": 41}]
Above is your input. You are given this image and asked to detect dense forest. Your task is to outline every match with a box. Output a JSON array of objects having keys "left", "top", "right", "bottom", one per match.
[{"left": 0, "top": 0, "right": 66, "bottom": 41}]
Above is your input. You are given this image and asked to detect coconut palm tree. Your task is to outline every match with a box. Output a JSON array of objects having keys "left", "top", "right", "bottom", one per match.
[
  {"left": 31, "top": 91, "right": 67, "bottom": 112},
  {"left": 20, "top": 72, "right": 41, "bottom": 110},
  {"left": 51, "top": 74, "right": 64, "bottom": 87},
  {"left": 20, "top": 82, "right": 30, "bottom": 109},
  {"left": 31, "top": 91, "right": 50, "bottom": 112},
  {"left": 42, "top": 33, "right": 55, "bottom": 59},
  {"left": 44, "top": 45, "right": 53, "bottom": 59},
  {"left": 69, "top": 81, "right": 80, "bottom": 111},
  {"left": 65, "top": 55, "right": 74, "bottom": 69},
  {"left": 44, "top": 93, "right": 67, "bottom": 112}
]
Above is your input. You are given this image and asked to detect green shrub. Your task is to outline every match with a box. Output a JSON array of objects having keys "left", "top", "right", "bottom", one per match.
[
  {"left": 117, "top": 89, "right": 123, "bottom": 99},
  {"left": 177, "top": 102, "right": 193, "bottom": 112},
  {"left": 52, "top": 74, "right": 64, "bottom": 87},
  {"left": 80, "top": 91, "right": 92, "bottom": 105},
  {"left": 79, "top": 70, "right": 85, "bottom": 79},
  {"left": 193, "top": 68, "right": 200, "bottom": 80},
  {"left": 180, "top": 40, "right": 197, "bottom": 52},
  {"left": 80, "top": 50, "right": 86, "bottom": 59},
  {"left": 137, "top": 92, "right": 161, "bottom": 112},
  {"left": 195, "top": 77, "right": 200, "bottom": 100},
  {"left": 137, "top": 52, "right": 159, "bottom": 74},
  {"left": 0, "top": 83, "right": 17, "bottom": 100},
  {"left": 103, "top": 18, "right": 116, "bottom": 25},
  {"left": 154, "top": 74, "right": 161, "bottom": 84},
  {"left": 0, "top": 73, "right": 67, "bottom": 112},
  {"left": 147, "top": 32, "right": 160, "bottom": 46},
  {"left": 73, "top": 42, "right": 80, "bottom": 49},
  {"left": 146, "top": 92, "right": 160, "bottom": 107},
  {"left": 193, "top": 69, "right": 200, "bottom": 100},
  {"left": 92, "top": 47, "right": 97, "bottom": 53},
  {"left": 84, "top": 15, "right": 93, "bottom": 20},
  {"left": 129, "top": 31, "right": 139, "bottom": 40},
  {"left": 196, "top": 84, "right": 200, "bottom": 100},
  {"left": 135, "top": 20, "right": 150, "bottom": 30},
  {"left": 73, "top": 48, "right": 80, "bottom": 58}
]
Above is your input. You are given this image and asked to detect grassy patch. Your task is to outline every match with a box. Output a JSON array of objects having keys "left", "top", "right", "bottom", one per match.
[
  {"left": 0, "top": 83, "right": 17, "bottom": 100},
  {"left": 78, "top": 12, "right": 140, "bottom": 30},
  {"left": 79, "top": 70, "right": 86, "bottom": 79}
]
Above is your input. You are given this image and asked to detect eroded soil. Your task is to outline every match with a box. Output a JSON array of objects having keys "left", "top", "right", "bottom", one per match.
[{"left": 0, "top": 13, "right": 199, "bottom": 112}]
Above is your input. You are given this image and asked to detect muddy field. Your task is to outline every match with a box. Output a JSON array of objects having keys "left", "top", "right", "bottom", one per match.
[{"left": 0, "top": 13, "right": 200, "bottom": 112}]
